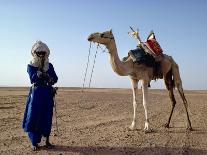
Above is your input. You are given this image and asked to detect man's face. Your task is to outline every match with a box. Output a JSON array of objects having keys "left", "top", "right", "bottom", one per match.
[{"left": 36, "top": 51, "right": 46, "bottom": 58}]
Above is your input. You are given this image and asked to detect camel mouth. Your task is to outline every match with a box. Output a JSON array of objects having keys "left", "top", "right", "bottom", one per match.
[{"left": 87, "top": 35, "right": 94, "bottom": 41}]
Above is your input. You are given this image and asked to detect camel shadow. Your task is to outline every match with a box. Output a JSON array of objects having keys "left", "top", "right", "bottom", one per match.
[
  {"left": 162, "top": 126, "right": 207, "bottom": 134},
  {"left": 44, "top": 145, "right": 207, "bottom": 155}
]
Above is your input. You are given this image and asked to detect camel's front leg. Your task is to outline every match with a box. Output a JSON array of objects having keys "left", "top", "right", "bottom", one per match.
[
  {"left": 129, "top": 78, "right": 138, "bottom": 130},
  {"left": 141, "top": 80, "right": 152, "bottom": 133}
]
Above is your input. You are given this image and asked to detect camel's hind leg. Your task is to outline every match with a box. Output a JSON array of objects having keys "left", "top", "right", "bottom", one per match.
[
  {"left": 164, "top": 69, "right": 176, "bottom": 128},
  {"left": 171, "top": 57, "right": 192, "bottom": 130},
  {"left": 177, "top": 86, "right": 193, "bottom": 131}
]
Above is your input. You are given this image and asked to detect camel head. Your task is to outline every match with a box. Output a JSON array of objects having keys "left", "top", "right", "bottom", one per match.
[{"left": 88, "top": 29, "right": 114, "bottom": 45}]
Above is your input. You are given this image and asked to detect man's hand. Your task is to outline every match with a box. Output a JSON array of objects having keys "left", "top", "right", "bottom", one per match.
[
  {"left": 37, "top": 71, "right": 48, "bottom": 79},
  {"left": 37, "top": 71, "right": 43, "bottom": 77}
]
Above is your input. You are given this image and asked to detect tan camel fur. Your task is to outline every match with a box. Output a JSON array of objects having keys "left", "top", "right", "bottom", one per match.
[{"left": 88, "top": 29, "right": 192, "bottom": 132}]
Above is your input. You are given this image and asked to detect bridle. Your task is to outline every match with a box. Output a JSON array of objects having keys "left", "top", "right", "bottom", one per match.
[
  {"left": 99, "top": 33, "right": 114, "bottom": 53},
  {"left": 100, "top": 33, "right": 114, "bottom": 40}
]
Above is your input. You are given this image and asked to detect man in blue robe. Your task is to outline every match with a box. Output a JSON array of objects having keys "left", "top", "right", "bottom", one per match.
[{"left": 22, "top": 41, "right": 58, "bottom": 151}]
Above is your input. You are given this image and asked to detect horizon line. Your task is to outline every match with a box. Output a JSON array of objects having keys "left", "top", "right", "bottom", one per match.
[{"left": 0, "top": 86, "right": 206, "bottom": 91}]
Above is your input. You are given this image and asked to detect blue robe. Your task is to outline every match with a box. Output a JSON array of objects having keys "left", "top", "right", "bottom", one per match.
[{"left": 22, "top": 63, "right": 58, "bottom": 145}]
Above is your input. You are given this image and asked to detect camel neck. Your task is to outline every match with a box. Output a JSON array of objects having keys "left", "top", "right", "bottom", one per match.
[{"left": 106, "top": 40, "right": 130, "bottom": 76}]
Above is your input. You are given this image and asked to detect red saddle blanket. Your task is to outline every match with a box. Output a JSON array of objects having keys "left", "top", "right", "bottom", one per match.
[
  {"left": 145, "top": 31, "right": 163, "bottom": 56},
  {"left": 145, "top": 38, "right": 163, "bottom": 56}
]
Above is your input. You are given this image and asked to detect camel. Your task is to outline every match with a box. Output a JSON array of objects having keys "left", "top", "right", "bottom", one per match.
[{"left": 87, "top": 29, "right": 192, "bottom": 133}]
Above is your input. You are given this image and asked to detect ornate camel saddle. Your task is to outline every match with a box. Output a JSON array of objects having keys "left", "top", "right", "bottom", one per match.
[
  {"left": 127, "top": 47, "right": 163, "bottom": 80},
  {"left": 124, "top": 31, "right": 164, "bottom": 63},
  {"left": 128, "top": 46, "right": 155, "bottom": 67},
  {"left": 144, "top": 31, "right": 163, "bottom": 57},
  {"left": 122, "top": 30, "right": 164, "bottom": 79}
]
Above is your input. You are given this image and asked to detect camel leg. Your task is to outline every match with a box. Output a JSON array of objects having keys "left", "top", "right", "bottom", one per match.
[
  {"left": 177, "top": 86, "right": 193, "bottom": 131},
  {"left": 170, "top": 57, "right": 192, "bottom": 130},
  {"left": 165, "top": 87, "right": 176, "bottom": 128},
  {"left": 141, "top": 80, "right": 151, "bottom": 133},
  {"left": 129, "top": 78, "right": 138, "bottom": 130},
  {"left": 164, "top": 71, "right": 176, "bottom": 128}
]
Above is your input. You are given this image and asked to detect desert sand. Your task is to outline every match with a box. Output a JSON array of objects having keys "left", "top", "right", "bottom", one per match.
[{"left": 0, "top": 87, "right": 207, "bottom": 155}]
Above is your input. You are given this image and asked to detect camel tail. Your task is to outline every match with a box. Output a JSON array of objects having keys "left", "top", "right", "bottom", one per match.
[{"left": 170, "top": 57, "right": 183, "bottom": 90}]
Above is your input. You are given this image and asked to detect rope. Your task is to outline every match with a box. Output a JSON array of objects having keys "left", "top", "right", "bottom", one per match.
[
  {"left": 82, "top": 43, "right": 101, "bottom": 89},
  {"left": 88, "top": 44, "right": 99, "bottom": 87},
  {"left": 80, "top": 43, "right": 107, "bottom": 100},
  {"left": 97, "top": 44, "right": 107, "bottom": 53},
  {"left": 82, "top": 42, "right": 92, "bottom": 90}
]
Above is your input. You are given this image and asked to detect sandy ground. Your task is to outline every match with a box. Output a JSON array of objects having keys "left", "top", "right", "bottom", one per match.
[{"left": 0, "top": 87, "right": 207, "bottom": 155}]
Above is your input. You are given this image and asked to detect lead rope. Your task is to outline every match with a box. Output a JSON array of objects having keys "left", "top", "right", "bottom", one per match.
[
  {"left": 78, "top": 42, "right": 98, "bottom": 109},
  {"left": 82, "top": 43, "right": 101, "bottom": 90},
  {"left": 88, "top": 44, "right": 108, "bottom": 87},
  {"left": 79, "top": 43, "right": 100, "bottom": 109},
  {"left": 88, "top": 44, "right": 99, "bottom": 87},
  {"left": 82, "top": 42, "right": 92, "bottom": 90}
]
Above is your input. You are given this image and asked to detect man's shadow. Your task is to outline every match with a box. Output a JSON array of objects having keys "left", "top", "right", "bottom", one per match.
[{"left": 43, "top": 145, "right": 207, "bottom": 155}]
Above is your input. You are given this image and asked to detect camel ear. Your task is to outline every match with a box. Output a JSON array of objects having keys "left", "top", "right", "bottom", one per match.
[{"left": 109, "top": 29, "right": 113, "bottom": 34}]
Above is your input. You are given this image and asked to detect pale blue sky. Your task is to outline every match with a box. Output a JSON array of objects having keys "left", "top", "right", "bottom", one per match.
[{"left": 0, "top": 0, "right": 207, "bottom": 89}]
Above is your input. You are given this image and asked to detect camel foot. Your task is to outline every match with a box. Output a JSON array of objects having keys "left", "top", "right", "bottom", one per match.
[
  {"left": 144, "top": 121, "right": 152, "bottom": 133},
  {"left": 144, "top": 128, "right": 153, "bottom": 134},
  {"left": 186, "top": 126, "right": 193, "bottom": 131},
  {"left": 164, "top": 123, "right": 170, "bottom": 128},
  {"left": 128, "top": 121, "right": 136, "bottom": 130},
  {"left": 128, "top": 125, "right": 135, "bottom": 131}
]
